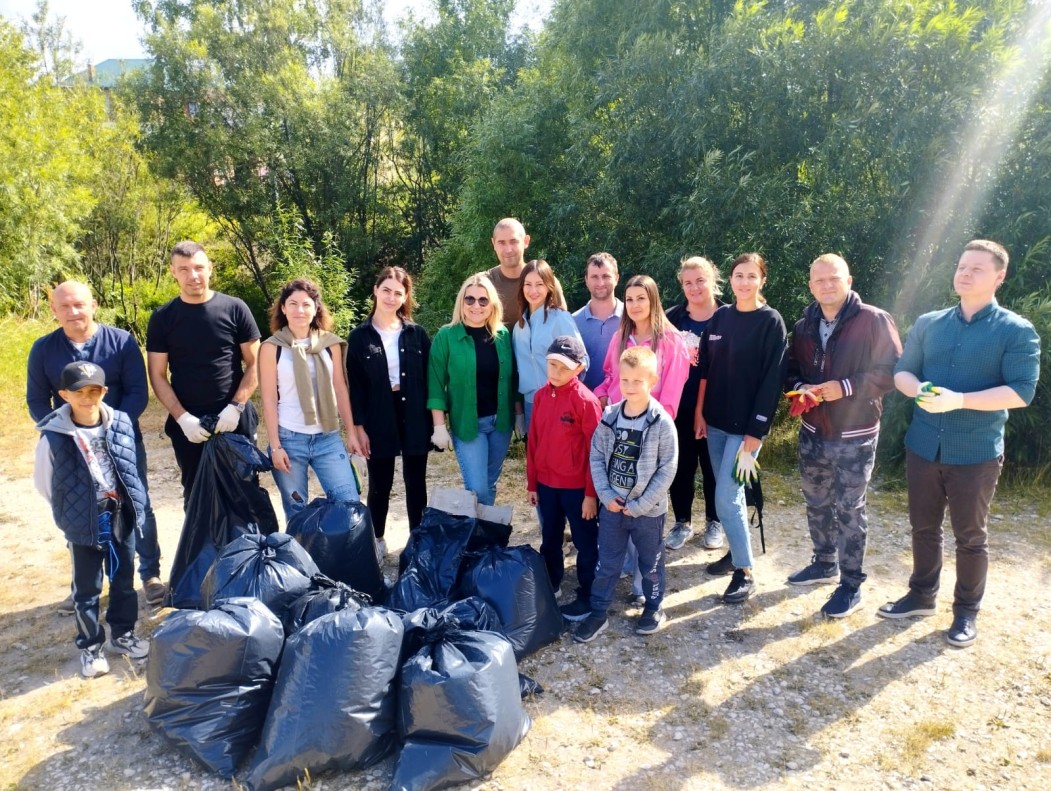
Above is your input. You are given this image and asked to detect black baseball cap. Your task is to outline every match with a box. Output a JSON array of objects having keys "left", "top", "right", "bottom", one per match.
[
  {"left": 546, "top": 335, "right": 587, "bottom": 368},
  {"left": 59, "top": 361, "right": 106, "bottom": 391}
]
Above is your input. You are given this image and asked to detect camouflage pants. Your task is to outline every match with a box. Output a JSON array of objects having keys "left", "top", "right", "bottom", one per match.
[{"left": 797, "top": 431, "right": 878, "bottom": 588}]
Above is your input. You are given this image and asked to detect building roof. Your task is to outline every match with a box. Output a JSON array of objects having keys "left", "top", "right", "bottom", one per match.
[{"left": 63, "top": 58, "right": 153, "bottom": 89}]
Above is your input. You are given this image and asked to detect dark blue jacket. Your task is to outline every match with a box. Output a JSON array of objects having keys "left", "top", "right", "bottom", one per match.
[
  {"left": 34, "top": 404, "right": 147, "bottom": 547},
  {"left": 26, "top": 325, "right": 149, "bottom": 438}
]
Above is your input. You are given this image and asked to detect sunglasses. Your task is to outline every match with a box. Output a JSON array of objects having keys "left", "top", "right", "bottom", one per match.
[{"left": 463, "top": 295, "right": 490, "bottom": 307}]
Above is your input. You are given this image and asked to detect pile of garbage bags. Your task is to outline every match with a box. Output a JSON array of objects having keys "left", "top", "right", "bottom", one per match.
[{"left": 146, "top": 499, "right": 559, "bottom": 791}]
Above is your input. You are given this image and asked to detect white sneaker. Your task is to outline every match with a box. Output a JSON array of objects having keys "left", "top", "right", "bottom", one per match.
[
  {"left": 702, "top": 520, "right": 725, "bottom": 549},
  {"left": 105, "top": 632, "right": 150, "bottom": 660},
  {"left": 375, "top": 538, "right": 387, "bottom": 565},
  {"left": 80, "top": 646, "right": 110, "bottom": 678}
]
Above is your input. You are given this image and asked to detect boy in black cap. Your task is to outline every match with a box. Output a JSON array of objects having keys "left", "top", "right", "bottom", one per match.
[
  {"left": 526, "top": 336, "right": 603, "bottom": 613},
  {"left": 34, "top": 361, "right": 150, "bottom": 678}
]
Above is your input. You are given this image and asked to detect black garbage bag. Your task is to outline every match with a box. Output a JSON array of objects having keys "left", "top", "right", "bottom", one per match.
[
  {"left": 144, "top": 597, "right": 284, "bottom": 778},
  {"left": 457, "top": 545, "right": 562, "bottom": 660},
  {"left": 286, "top": 497, "right": 385, "bottom": 601},
  {"left": 467, "top": 518, "right": 512, "bottom": 552},
  {"left": 392, "top": 626, "right": 531, "bottom": 791},
  {"left": 201, "top": 532, "right": 319, "bottom": 619},
  {"left": 387, "top": 508, "right": 476, "bottom": 612},
  {"left": 167, "top": 430, "right": 278, "bottom": 609},
  {"left": 399, "top": 596, "right": 502, "bottom": 663},
  {"left": 241, "top": 606, "right": 405, "bottom": 791},
  {"left": 282, "top": 573, "right": 370, "bottom": 635}
]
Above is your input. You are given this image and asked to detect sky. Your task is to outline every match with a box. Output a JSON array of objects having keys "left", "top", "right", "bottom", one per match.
[{"left": 0, "top": 0, "right": 553, "bottom": 65}]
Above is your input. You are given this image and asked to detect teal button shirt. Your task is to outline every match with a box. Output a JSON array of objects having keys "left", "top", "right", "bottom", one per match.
[{"left": 895, "top": 300, "right": 1040, "bottom": 464}]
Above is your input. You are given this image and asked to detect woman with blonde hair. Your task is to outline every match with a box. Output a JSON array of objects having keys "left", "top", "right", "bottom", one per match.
[
  {"left": 665, "top": 256, "right": 726, "bottom": 551},
  {"left": 514, "top": 259, "right": 586, "bottom": 430},
  {"left": 259, "top": 278, "right": 361, "bottom": 521},
  {"left": 427, "top": 273, "right": 518, "bottom": 505}
]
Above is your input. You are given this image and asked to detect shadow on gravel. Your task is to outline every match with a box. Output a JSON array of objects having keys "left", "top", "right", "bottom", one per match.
[
  {"left": 608, "top": 618, "right": 945, "bottom": 789},
  {"left": 18, "top": 686, "right": 159, "bottom": 790}
]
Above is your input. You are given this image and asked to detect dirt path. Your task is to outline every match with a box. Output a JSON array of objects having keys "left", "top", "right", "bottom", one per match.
[{"left": 1, "top": 413, "right": 1049, "bottom": 790}]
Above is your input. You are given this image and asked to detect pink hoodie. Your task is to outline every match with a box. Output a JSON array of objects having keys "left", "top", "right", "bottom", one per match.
[{"left": 593, "top": 329, "right": 690, "bottom": 419}]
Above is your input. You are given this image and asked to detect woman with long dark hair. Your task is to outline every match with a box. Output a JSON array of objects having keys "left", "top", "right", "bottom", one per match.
[
  {"left": 346, "top": 266, "right": 431, "bottom": 559},
  {"left": 694, "top": 253, "right": 787, "bottom": 604},
  {"left": 514, "top": 259, "right": 584, "bottom": 430},
  {"left": 259, "top": 278, "right": 361, "bottom": 522}
]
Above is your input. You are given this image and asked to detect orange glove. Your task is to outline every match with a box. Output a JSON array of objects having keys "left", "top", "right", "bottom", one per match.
[{"left": 785, "top": 389, "right": 822, "bottom": 417}]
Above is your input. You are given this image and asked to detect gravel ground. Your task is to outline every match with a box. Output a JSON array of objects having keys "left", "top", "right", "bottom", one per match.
[{"left": 1, "top": 422, "right": 1049, "bottom": 791}]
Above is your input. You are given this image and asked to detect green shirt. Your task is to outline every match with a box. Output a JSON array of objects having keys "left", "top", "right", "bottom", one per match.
[
  {"left": 895, "top": 300, "right": 1040, "bottom": 464},
  {"left": 427, "top": 323, "right": 516, "bottom": 441}
]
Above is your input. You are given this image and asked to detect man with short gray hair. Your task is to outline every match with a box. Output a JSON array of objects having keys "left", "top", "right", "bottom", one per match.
[
  {"left": 785, "top": 254, "right": 902, "bottom": 618},
  {"left": 27, "top": 280, "right": 166, "bottom": 606}
]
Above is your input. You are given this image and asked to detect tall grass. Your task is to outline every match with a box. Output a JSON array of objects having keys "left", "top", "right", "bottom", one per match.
[{"left": 0, "top": 316, "right": 54, "bottom": 476}]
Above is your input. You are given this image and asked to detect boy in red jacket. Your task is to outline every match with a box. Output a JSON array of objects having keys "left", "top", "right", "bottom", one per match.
[{"left": 527, "top": 336, "right": 602, "bottom": 616}]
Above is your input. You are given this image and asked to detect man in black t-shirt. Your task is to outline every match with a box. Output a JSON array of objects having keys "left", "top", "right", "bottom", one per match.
[{"left": 146, "top": 241, "right": 261, "bottom": 504}]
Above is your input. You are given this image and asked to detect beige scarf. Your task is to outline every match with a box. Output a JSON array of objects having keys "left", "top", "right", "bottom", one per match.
[{"left": 265, "top": 327, "right": 346, "bottom": 433}]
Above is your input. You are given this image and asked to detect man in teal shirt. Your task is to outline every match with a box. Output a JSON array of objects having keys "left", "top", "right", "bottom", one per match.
[{"left": 878, "top": 240, "right": 1040, "bottom": 648}]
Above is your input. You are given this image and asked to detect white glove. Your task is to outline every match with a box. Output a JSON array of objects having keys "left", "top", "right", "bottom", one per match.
[
  {"left": 916, "top": 386, "right": 965, "bottom": 413},
  {"left": 430, "top": 424, "right": 453, "bottom": 451},
  {"left": 733, "top": 447, "right": 760, "bottom": 486},
  {"left": 177, "top": 412, "right": 211, "bottom": 443},
  {"left": 215, "top": 403, "right": 242, "bottom": 433},
  {"left": 514, "top": 413, "right": 527, "bottom": 440}
]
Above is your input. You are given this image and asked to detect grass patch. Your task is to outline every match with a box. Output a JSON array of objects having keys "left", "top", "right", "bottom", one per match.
[
  {"left": 0, "top": 316, "right": 53, "bottom": 477},
  {"left": 1036, "top": 747, "right": 1051, "bottom": 763},
  {"left": 900, "top": 718, "right": 956, "bottom": 765}
]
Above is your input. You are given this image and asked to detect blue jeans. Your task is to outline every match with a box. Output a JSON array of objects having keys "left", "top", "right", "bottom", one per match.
[
  {"left": 707, "top": 425, "right": 758, "bottom": 569},
  {"left": 590, "top": 508, "right": 666, "bottom": 616},
  {"left": 452, "top": 415, "right": 512, "bottom": 506},
  {"left": 272, "top": 427, "right": 359, "bottom": 521},
  {"left": 133, "top": 437, "right": 161, "bottom": 580}
]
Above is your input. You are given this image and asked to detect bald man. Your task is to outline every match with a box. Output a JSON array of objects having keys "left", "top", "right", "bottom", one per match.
[
  {"left": 488, "top": 217, "right": 531, "bottom": 328},
  {"left": 784, "top": 254, "right": 902, "bottom": 618},
  {"left": 27, "top": 281, "right": 165, "bottom": 606}
]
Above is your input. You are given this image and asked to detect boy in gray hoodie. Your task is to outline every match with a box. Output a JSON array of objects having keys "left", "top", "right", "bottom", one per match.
[
  {"left": 576, "top": 346, "right": 678, "bottom": 642},
  {"left": 35, "top": 361, "right": 150, "bottom": 677}
]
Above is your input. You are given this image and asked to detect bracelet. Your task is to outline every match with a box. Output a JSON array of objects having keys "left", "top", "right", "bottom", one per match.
[{"left": 272, "top": 446, "right": 283, "bottom": 451}]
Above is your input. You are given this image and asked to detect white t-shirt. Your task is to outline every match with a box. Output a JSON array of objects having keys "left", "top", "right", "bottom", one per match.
[
  {"left": 375, "top": 324, "right": 401, "bottom": 388},
  {"left": 72, "top": 422, "right": 118, "bottom": 501},
  {"left": 276, "top": 339, "right": 332, "bottom": 434}
]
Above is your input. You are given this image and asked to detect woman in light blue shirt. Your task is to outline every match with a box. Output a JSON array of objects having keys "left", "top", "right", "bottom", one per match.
[{"left": 513, "top": 259, "right": 586, "bottom": 431}]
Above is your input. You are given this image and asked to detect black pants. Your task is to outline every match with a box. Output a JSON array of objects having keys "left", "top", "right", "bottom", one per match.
[
  {"left": 367, "top": 453, "right": 428, "bottom": 538},
  {"left": 70, "top": 533, "right": 137, "bottom": 649},
  {"left": 165, "top": 403, "right": 258, "bottom": 507},
  {"left": 669, "top": 414, "right": 718, "bottom": 524},
  {"left": 535, "top": 483, "right": 599, "bottom": 600}
]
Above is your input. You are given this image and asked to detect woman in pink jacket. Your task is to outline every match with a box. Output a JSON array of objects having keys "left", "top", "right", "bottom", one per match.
[{"left": 595, "top": 274, "right": 690, "bottom": 418}]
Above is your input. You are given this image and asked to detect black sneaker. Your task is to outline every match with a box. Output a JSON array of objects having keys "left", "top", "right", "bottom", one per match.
[
  {"left": 560, "top": 597, "right": 592, "bottom": 622},
  {"left": 722, "top": 568, "right": 754, "bottom": 604},
  {"left": 706, "top": 551, "right": 735, "bottom": 577},
  {"left": 625, "top": 593, "right": 646, "bottom": 607},
  {"left": 821, "top": 583, "right": 862, "bottom": 618},
  {"left": 946, "top": 614, "right": 977, "bottom": 648},
  {"left": 876, "top": 591, "right": 936, "bottom": 619},
  {"left": 635, "top": 608, "right": 665, "bottom": 635},
  {"left": 573, "top": 614, "right": 609, "bottom": 643},
  {"left": 786, "top": 556, "right": 839, "bottom": 586}
]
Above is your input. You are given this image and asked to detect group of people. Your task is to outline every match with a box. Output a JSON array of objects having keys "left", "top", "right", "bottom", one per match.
[{"left": 28, "top": 220, "right": 1040, "bottom": 677}]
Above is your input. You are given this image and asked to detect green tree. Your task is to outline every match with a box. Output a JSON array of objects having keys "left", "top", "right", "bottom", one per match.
[{"left": 0, "top": 21, "right": 103, "bottom": 313}]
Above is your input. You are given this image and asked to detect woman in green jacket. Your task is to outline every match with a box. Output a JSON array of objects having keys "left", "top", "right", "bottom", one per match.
[{"left": 427, "top": 273, "right": 517, "bottom": 505}]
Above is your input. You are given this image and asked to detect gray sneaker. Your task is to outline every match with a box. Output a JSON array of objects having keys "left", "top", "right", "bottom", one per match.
[
  {"left": 665, "top": 522, "right": 694, "bottom": 550},
  {"left": 80, "top": 645, "right": 109, "bottom": 678},
  {"left": 702, "top": 520, "right": 724, "bottom": 549},
  {"left": 105, "top": 632, "right": 150, "bottom": 660}
]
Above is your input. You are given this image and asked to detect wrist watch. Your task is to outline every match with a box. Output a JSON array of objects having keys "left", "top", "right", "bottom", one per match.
[{"left": 230, "top": 401, "right": 246, "bottom": 413}]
